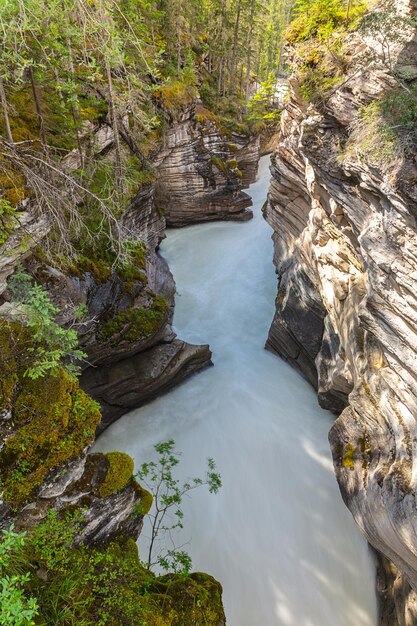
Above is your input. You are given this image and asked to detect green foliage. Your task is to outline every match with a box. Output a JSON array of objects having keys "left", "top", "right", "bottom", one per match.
[
  {"left": 8, "top": 269, "right": 86, "bottom": 379},
  {"left": 343, "top": 85, "right": 417, "bottom": 167},
  {"left": 245, "top": 75, "right": 282, "bottom": 132},
  {"left": 358, "top": 3, "right": 416, "bottom": 69},
  {"left": 137, "top": 439, "right": 221, "bottom": 573},
  {"left": 379, "top": 84, "right": 417, "bottom": 140},
  {"left": 299, "top": 65, "right": 341, "bottom": 102},
  {"left": 211, "top": 155, "right": 229, "bottom": 175},
  {"left": 0, "top": 527, "right": 38, "bottom": 626},
  {"left": 132, "top": 482, "right": 154, "bottom": 516},
  {"left": 0, "top": 321, "right": 101, "bottom": 506},
  {"left": 292, "top": 25, "right": 352, "bottom": 104},
  {"left": 286, "top": 0, "right": 366, "bottom": 43},
  {"left": 153, "top": 80, "right": 198, "bottom": 117},
  {"left": 0, "top": 199, "right": 19, "bottom": 245},
  {"left": 0, "top": 511, "right": 225, "bottom": 626},
  {"left": 99, "top": 451, "right": 135, "bottom": 498},
  {"left": 87, "top": 157, "right": 155, "bottom": 211},
  {"left": 118, "top": 240, "right": 148, "bottom": 292}
]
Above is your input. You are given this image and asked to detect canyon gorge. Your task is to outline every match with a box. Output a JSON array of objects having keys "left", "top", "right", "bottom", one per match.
[{"left": 1, "top": 0, "right": 417, "bottom": 623}]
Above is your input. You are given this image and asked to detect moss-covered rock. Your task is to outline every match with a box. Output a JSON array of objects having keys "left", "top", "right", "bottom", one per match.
[
  {"left": 99, "top": 451, "right": 135, "bottom": 498},
  {"left": 2, "top": 510, "right": 225, "bottom": 626},
  {"left": 132, "top": 479, "right": 153, "bottom": 515},
  {"left": 156, "top": 572, "right": 226, "bottom": 626},
  {"left": 154, "top": 80, "right": 197, "bottom": 118},
  {"left": 0, "top": 321, "right": 101, "bottom": 507},
  {"left": 99, "top": 294, "right": 169, "bottom": 343}
]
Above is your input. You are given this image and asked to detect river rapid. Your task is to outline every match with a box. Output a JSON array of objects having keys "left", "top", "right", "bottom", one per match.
[{"left": 95, "top": 156, "right": 377, "bottom": 626}]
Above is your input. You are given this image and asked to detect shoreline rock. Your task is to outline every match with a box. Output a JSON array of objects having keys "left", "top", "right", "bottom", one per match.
[{"left": 83, "top": 339, "right": 213, "bottom": 434}]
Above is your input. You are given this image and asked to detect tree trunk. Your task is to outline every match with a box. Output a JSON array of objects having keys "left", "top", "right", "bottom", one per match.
[
  {"left": 216, "top": 0, "right": 228, "bottom": 97},
  {"left": 29, "top": 67, "right": 47, "bottom": 149},
  {"left": 245, "top": 0, "right": 256, "bottom": 102},
  {"left": 105, "top": 59, "right": 123, "bottom": 191},
  {"left": 67, "top": 42, "right": 84, "bottom": 170},
  {"left": 230, "top": 0, "right": 242, "bottom": 94},
  {"left": 0, "top": 75, "right": 13, "bottom": 144}
]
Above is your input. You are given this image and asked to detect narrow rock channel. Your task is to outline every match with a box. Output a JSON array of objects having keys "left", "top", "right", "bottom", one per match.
[{"left": 95, "top": 156, "right": 378, "bottom": 626}]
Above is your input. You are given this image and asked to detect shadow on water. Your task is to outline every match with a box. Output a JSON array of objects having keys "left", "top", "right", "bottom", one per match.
[{"left": 95, "top": 156, "right": 377, "bottom": 626}]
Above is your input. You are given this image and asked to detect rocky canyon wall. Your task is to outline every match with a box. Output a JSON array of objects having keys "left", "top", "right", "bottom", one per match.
[
  {"left": 0, "top": 102, "right": 261, "bottom": 432},
  {"left": 154, "top": 104, "right": 257, "bottom": 226},
  {"left": 264, "top": 2, "right": 417, "bottom": 622}
]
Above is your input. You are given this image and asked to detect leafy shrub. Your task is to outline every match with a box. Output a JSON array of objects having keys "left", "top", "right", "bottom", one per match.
[
  {"left": 0, "top": 527, "right": 38, "bottom": 626},
  {"left": 8, "top": 269, "right": 86, "bottom": 379},
  {"left": 0, "top": 199, "right": 19, "bottom": 245},
  {"left": 344, "top": 86, "right": 417, "bottom": 167},
  {"left": 137, "top": 439, "right": 222, "bottom": 573},
  {"left": 286, "top": 0, "right": 366, "bottom": 43}
]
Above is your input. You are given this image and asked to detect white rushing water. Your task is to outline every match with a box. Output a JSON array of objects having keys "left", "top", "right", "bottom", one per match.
[{"left": 95, "top": 156, "right": 377, "bottom": 626}]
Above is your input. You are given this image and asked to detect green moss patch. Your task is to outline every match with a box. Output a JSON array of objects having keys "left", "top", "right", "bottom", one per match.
[
  {"left": 0, "top": 321, "right": 101, "bottom": 507},
  {"left": 99, "top": 452, "right": 135, "bottom": 498},
  {"left": 132, "top": 480, "right": 153, "bottom": 515},
  {"left": 210, "top": 155, "right": 229, "bottom": 175},
  {"left": 100, "top": 295, "right": 169, "bottom": 343},
  {"left": 0, "top": 160, "right": 27, "bottom": 208},
  {"left": 342, "top": 443, "right": 355, "bottom": 470},
  {"left": 154, "top": 80, "right": 197, "bottom": 117}
]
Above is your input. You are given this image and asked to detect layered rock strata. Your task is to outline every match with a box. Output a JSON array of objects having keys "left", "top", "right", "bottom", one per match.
[
  {"left": 83, "top": 339, "right": 212, "bottom": 432},
  {"left": 154, "top": 105, "right": 258, "bottom": 226},
  {"left": 264, "top": 4, "right": 417, "bottom": 622}
]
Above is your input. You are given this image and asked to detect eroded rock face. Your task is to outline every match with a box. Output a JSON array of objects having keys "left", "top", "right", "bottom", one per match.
[
  {"left": 376, "top": 552, "right": 417, "bottom": 626},
  {"left": 83, "top": 340, "right": 212, "bottom": 433},
  {"left": 0, "top": 210, "right": 49, "bottom": 295},
  {"left": 154, "top": 106, "right": 257, "bottom": 226},
  {"left": 74, "top": 217, "right": 212, "bottom": 423},
  {"left": 0, "top": 451, "right": 146, "bottom": 545},
  {"left": 0, "top": 455, "right": 142, "bottom": 552},
  {"left": 264, "top": 4, "right": 417, "bottom": 622}
]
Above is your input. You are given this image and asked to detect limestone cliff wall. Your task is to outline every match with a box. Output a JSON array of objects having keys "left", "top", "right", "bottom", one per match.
[
  {"left": 154, "top": 105, "right": 257, "bottom": 226},
  {"left": 264, "top": 3, "right": 417, "bottom": 622}
]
